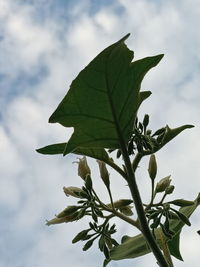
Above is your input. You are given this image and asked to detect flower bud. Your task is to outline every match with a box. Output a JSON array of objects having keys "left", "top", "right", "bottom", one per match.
[
  {"left": 96, "top": 160, "right": 110, "bottom": 188},
  {"left": 56, "top": 206, "right": 79, "bottom": 218},
  {"left": 119, "top": 206, "right": 133, "bottom": 216},
  {"left": 155, "top": 175, "right": 171, "bottom": 193},
  {"left": 63, "top": 186, "right": 83, "bottom": 198},
  {"left": 165, "top": 185, "right": 175, "bottom": 195},
  {"left": 108, "top": 199, "right": 133, "bottom": 209},
  {"left": 46, "top": 212, "right": 79, "bottom": 226},
  {"left": 148, "top": 154, "right": 157, "bottom": 180},
  {"left": 77, "top": 156, "right": 91, "bottom": 180}
]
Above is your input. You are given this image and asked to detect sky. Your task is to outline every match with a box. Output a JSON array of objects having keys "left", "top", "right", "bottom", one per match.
[{"left": 0, "top": 0, "right": 200, "bottom": 266}]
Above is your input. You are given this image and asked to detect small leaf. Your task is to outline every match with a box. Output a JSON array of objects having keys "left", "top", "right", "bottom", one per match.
[
  {"left": 72, "top": 229, "right": 90, "bottom": 243},
  {"left": 152, "top": 127, "right": 166, "bottom": 137},
  {"left": 170, "top": 208, "right": 191, "bottom": 226},
  {"left": 83, "top": 239, "right": 94, "bottom": 251},
  {"left": 105, "top": 237, "right": 114, "bottom": 250},
  {"left": 169, "top": 199, "right": 194, "bottom": 207},
  {"left": 104, "top": 244, "right": 110, "bottom": 259},
  {"left": 99, "top": 235, "right": 105, "bottom": 251},
  {"left": 36, "top": 143, "right": 110, "bottom": 162},
  {"left": 77, "top": 208, "right": 87, "bottom": 220}
]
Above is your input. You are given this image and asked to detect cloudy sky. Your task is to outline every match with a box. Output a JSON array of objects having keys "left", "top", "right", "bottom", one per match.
[{"left": 0, "top": 0, "right": 200, "bottom": 266}]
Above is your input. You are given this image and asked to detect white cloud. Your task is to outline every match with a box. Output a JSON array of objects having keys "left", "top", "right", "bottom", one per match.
[{"left": 0, "top": 0, "right": 200, "bottom": 266}]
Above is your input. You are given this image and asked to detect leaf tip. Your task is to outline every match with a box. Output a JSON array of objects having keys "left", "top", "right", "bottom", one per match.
[
  {"left": 119, "top": 33, "right": 131, "bottom": 43},
  {"left": 36, "top": 147, "right": 43, "bottom": 154}
]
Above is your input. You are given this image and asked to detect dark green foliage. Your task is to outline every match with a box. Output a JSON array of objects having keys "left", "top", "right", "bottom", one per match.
[{"left": 37, "top": 34, "right": 198, "bottom": 267}]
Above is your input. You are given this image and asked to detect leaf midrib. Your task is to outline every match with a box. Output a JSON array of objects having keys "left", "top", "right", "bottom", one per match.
[{"left": 105, "top": 45, "right": 128, "bottom": 148}]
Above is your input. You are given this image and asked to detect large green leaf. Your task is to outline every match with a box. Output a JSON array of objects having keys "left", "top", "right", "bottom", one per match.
[
  {"left": 48, "top": 34, "right": 163, "bottom": 155},
  {"left": 36, "top": 143, "right": 110, "bottom": 162},
  {"left": 110, "top": 193, "right": 200, "bottom": 261}
]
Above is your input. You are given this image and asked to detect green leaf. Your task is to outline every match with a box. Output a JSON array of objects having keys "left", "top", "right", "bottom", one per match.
[
  {"left": 83, "top": 239, "right": 95, "bottom": 251},
  {"left": 110, "top": 193, "right": 200, "bottom": 261},
  {"left": 36, "top": 143, "right": 110, "bottom": 162},
  {"left": 72, "top": 229, "right": 90, "bottom": 243},
  {"left": 160, "top": 124, "right": 194, "bottom": 148},
  {"left": 169, "top": 199, "right": 194, "bottom": 207},
  {"left": 170, "top": 208, "right": 191, "bottom": 226},
  {"left": 48, "top": 34, "right": 163, "bottom": 155},
  {"left": 167, "top": 232, "right": 183, "bottom": 261},
  {"left": 103, "top": 258, "right": 111, "bottom": 267},
  {"left": 110, "top": 232, "right": 151, "bottom": 260}
]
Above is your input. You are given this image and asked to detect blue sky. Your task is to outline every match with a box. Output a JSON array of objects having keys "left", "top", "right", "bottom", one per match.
[{"left": 0, "top": 0, "right": 200, "bottom": 266}]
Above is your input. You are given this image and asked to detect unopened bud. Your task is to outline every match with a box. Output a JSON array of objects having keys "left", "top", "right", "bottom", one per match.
[
  {"left": 46, "top": 212, "right": 79, "bottom": 226},
  {"left": 97, "top": 160, "right": 110, "bottom": 188},
  {"left": 148, "top": 154, "right": 157, "bottom": 180},
  {"left": 119, "top": 206, "right": 133, "bottom": 216},
  {"left": 56, "top": 206, "right": 79, "bottom": 218},
  {"left": 108, "top": 199, "right": 133, "bottom": 209},
  {"left": 155, "top": 175, "right": 171, "bottom": 193},
  {"left": 63, "top": 186, "right": 83, "bottom": 198},
  {"left": 165, "top": 185, "right": 175, "bottom": 195},
  {"left": 77, "top": 156, "right": 91, "bottom": 180}
]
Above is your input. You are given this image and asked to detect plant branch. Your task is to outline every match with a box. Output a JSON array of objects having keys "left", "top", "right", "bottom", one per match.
[
  {"left": 107, "top": 187, "right": 115, "bottom": 210},
  {"left": 150, "top": 179, "right": 156, "bottom": 206},
  {"left": 93, "top": 188, "right": 139, "bottom": 229},
  {"left": 105, "top": 55, "right": 169, "bottom": 266},
  {"left": 120, "top": 144, "right": 169, "bottom": 267},
  {"left": 106, "top": 159, "right": 127, "bottom": 180},
  {"left": 103, "top": 205, "right": 140, "bottom": 229}
]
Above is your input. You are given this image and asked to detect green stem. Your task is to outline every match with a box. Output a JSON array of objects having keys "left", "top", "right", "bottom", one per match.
[
  {"left": 105, "top": 57, "right": 169, "bottom": 266},
  {"left": 120, "top": 145, "right": 169, "bottom": 267},
  {"left": 92, "top": 188, "right": 139, "bottom": 229},
  {"left": 107, "top": 159, "right": 127, "bottom": 180},
  {"left": 107, "top": 187, "right": 115, "bottom": 210},
  {"left": 160, "top": 192, "right": 167, "bottom": 205},
  {"left": 150, "top": 179, "right": 155, "bottom": 206}
]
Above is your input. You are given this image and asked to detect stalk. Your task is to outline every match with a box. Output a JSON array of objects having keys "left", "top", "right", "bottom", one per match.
[
  {"left": 105, "top": 59, "right": 169, "bottom": 266},
  {"left": 121, "top": 145, "right": 169, "bottom": 267}
]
